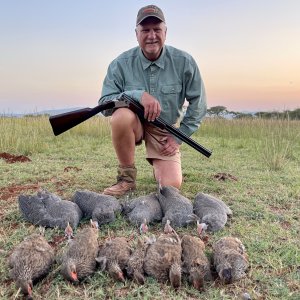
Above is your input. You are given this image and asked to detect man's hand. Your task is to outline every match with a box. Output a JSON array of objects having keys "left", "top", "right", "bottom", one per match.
[
  {"left": 160, "top": 135, "right": 180, "bottom": 156},
  {"left": 141, "top": 92, "right": 161, "bottom": 121}
]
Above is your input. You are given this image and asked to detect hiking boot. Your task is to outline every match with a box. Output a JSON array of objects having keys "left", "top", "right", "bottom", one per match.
[{"left": 103, "top": 165, "right": 137, "bottom": 196}]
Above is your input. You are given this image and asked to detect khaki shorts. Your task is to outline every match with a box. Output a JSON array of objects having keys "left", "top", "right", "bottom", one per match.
[{"left": 136, "top": 120, "right": 181, "bottom": 165}]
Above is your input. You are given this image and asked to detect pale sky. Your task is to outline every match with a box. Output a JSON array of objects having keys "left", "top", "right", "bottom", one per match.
[{"left": 0, "top": 0, "right": 299, "bottom": 114}]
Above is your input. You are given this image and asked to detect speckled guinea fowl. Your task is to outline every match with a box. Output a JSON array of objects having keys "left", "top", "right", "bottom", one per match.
[
  {"left": 96, "top": 236, "right": 132, "bottom": 282},
  {"left": 156, "top": 185, "right": 194, "bottom": 229},
  {"left": 60, "top": 220, "right": 99, "bottom": 283},
  {"left": 193, "top": 193, "right": 232, "bottom": 232},
  {"left": 181, "top": 234, "right": 212, "bottom": 291},
  {"left": 72, "top": 190, "right": 122, "bottom": 225},
  {"left": 122, "top": 193, "right": 163, "bottom": 227},
  {"left": 18, "top": 189, "right": 82, "bottom": 230},
  {"left": 143, "top": 232, "right": 182, "bottom": 288},
  {"left": 212, "top": 236, "right": 249, "bottom": 284},
  {"left": 8, "top": 228, "right": 54, "bottom": 299}
]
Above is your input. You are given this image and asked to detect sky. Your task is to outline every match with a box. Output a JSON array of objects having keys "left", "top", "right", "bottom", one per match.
[{"left": 0, "top": 0, "right": 299, "bottom": 114}]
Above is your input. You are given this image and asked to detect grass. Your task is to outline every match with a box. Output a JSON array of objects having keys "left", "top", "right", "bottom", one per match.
[{"left": 0, "top": 116, "right": 299, "bottom": 299}]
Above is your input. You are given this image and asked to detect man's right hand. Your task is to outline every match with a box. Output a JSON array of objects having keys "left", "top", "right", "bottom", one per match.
[{"left": 141, "top": 92, "right": 161, "bottom": 122}]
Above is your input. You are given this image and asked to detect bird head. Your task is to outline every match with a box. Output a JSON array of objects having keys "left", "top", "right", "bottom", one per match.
[
  {"left": 139, "top": 219, "right": 148, "bottom": 234},
  {"left": 64, "top": 222, "right": 74, "bottom": 240},
  {"left": 16, "top": 279, "right": 33, "bottom": 299},
  {"left": 90, "top": 219, "right": 99, "bottom": 229},
  {"left": 169, "top": 262, "right": 181, "bottom": 289},
  {"left": 110, "top": 261, "right": 125, "bottom": 282},
  {"left": 189, "top": 268, "right": 204, "bottom": 291},
  {"left": 220, "top": 267, "right": 232, "bottom": 284},
  {"left": 62, "top": 260, "right": 79, "bottom": 283},
  {"left": 197, "top": 221, "right": 208, "bottom": 238},
  {"left": 164, "top": 219, "right": 174, "bottom": 234}
]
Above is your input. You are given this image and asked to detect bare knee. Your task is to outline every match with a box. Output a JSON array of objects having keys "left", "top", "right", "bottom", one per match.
[{"left": 110, "top": 108, "right": 136, "bottom": 129}]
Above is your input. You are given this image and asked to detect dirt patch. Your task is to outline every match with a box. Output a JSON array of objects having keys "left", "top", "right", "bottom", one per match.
[
  {"left": 0, "top": 183, "right": 40, "bottom": 201},
  {"left": 0, "top": 152, "right": 31, "bottom": 163},
  {"left": 213, "top": 172, "right": 238, "bottom": 181},
  {"left": 280, "top": 220, "right": 291, "bottom": 230}
]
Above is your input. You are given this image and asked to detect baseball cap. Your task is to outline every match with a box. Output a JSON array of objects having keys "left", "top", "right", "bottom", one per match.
[{"left": 136, "top": 5, "right": 165, "bottom": 26}]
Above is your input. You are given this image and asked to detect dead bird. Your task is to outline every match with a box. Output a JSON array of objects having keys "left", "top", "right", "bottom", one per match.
[
  {"left": 96, "top": 236, "right": 132, "bottom": 282},
  {"left": 181, "top": 234, "right": 212, "bottom": 291},
  {"left": 72, "top": 190, "right": 122, "bottom": 225},
  {"left": 193, "top": 193, "right": 232, "bottom": 232},
  {"left": 156, "top": 185, "right": 194, "bottom": 229},
  {"left": 122, "top": 193, "right": 163, "bottom": 227},
  {"left": 18, "top": 190, "right": 83, "bottom": 230},
  {"left": 212, "top": 236, "right": 249, "bottom": 284},
  {"left": 143, "top": 232, "right": 182, "bottom": 288},
  {"left": 60, "top": 220, "right": 99, "bottom": 283},
  {"left": 126, "top": 236, "right": 155, "bottom": 284},
  {"left": 8, "top": 228, "right": 54, "bottom": 299}
]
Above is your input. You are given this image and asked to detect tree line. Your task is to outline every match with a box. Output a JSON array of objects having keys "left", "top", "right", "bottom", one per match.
[{"left": 207, "top": 106, "right": 300, "bottom": 120}]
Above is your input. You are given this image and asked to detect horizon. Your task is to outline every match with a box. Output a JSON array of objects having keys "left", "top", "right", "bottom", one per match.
[{"left": 1, "top": 1, "right": 299, "bottom": 114}]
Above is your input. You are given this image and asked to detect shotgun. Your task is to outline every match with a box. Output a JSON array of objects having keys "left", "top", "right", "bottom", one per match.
[{"left": 49, "top": 94, "right": 212, "bottom": 158}]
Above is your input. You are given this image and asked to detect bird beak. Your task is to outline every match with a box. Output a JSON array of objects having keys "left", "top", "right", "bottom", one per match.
[{"left": 71, "top": 271, "right": 78, "bottom": 282}]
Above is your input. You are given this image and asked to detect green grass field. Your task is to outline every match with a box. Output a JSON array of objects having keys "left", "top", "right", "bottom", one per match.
[{"left": 0, "top": 116, "right": 299, "bottom": 300}]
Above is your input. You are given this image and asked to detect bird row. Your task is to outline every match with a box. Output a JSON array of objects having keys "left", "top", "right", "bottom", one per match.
[
  {"left": 19, "top": 186, "right": 232, "bottom": 235},
  {"left": 8, "top": 219, "right": 249, "bottom": 299}
]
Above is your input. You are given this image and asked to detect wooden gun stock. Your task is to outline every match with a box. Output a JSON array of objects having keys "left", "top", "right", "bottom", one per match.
[{"left": 49, "top": 101, "right": 116, "bottom": 136}]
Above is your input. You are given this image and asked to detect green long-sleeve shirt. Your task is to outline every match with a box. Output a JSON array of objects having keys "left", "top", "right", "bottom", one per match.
[{"left": 99, "top": 45, "right": 207, "bottom": 140}]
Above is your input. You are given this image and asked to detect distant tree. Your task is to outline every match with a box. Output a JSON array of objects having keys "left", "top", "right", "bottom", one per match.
[{"left": 207, "top": 106, "right": 227, "bottom": 117}]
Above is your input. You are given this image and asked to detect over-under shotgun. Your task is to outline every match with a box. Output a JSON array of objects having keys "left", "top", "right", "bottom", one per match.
[{"left": 49, "top": 94, "right": 212, "bottom": 158}]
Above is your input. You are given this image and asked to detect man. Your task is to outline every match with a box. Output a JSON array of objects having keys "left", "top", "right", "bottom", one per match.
[{"left": 99, "top": 4, "right": 207, "bottom": 196}]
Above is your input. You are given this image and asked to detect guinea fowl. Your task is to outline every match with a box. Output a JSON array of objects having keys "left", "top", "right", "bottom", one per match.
[
  {"left": 122, "top": 193, "right": 163, "bottom": 228},
  {"left": 143, "top": 232, "right": 182, "bottom": 288},
  {"left": 181, "top": 234, "right": 212, "bottom": 291},
  {"left": 18, "top": 189, "right": 82, "bottom": 230},
  {"left": 96, "top": 236, "right": 132, "bottom": 282},
  {"left": 193, "top": 193, "right": 232, "bottom": 232},
  {"left": 60, "top": 220, "right": 99, "bottom": 283},
  {"left": 126, "top": 236, "right": 155, "bottom": 284},
  {"left": 8, "top": 228, "right": 54, "bottom": 299},
  {"left": 212, "top": 236, "right": 249, "bottom": 284},
  {"left": 156, "top": 185, "right": 194, "bottom": 229},
  {"left": 72, "top": 190, "right": 122, "bottom": 225}
]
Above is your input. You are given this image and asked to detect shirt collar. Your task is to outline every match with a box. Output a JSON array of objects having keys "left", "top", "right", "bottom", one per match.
[{"left": 139, "top": 46, "right": 166, "bottom": 70}]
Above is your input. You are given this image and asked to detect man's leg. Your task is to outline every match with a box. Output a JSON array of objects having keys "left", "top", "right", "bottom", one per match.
[
  {"left": 152, "top": 159, "right": 182, "bottom": 189},
  {"left": 103, "top": 108, "right": 143, "bottom": 196}
]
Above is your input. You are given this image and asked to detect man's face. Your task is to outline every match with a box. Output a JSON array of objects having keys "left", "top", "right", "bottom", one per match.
[{"left": 136, "top": 17, "right": 167, "bottom": 61}]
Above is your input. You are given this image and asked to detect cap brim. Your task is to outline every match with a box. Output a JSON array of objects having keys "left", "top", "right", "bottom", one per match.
[{"left": 137, "top": 15, "right": 164, "bottom": 26}]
